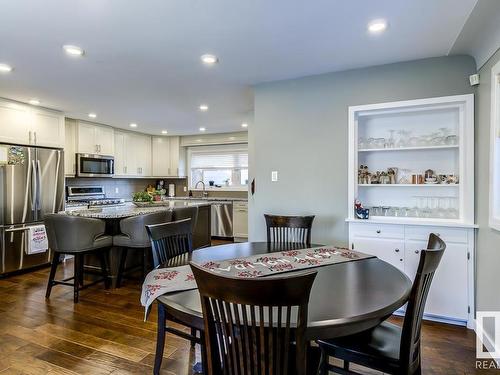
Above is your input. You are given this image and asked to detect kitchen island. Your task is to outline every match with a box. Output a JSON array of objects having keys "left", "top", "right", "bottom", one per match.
[
  {"left": 62, "top": 200, "right": 212, "bottom": 287},
  {"left": 64, "top": 200, "right": 209, "bottom": 219}
]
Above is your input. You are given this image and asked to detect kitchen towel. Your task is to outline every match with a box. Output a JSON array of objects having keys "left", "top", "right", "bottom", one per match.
[
  {"left": 141, "top": 246, "right": 374, "bottom": 319},
  {"left": 26, "top": 225, "right": 49, "bottom": 254}
]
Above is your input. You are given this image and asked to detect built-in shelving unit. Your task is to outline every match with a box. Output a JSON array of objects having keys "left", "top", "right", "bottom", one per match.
[
  {"left": 348, "top": 94, "right": 474, "bottom": 225},
  {"left": 346, "top": 95, "right": 476, "bottom": 328}
]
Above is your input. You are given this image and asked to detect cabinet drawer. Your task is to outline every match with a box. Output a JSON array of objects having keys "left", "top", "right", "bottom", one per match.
[
  {"left": 405, "top": 226, "right": 468, "bottom": 244},
  {"left": 349, "top": 222, "right": 404, "bottom": 240}
]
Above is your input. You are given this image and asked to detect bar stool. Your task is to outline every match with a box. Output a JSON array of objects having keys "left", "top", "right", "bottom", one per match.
[
  {"left": 44, "top": 214, "right": 112, "bottom": 303},
  {"left": 171, "top": 205, "right": 199, "bottom": 231},
  {"left": 113, "top": 210, "right": 172, "bottom": 287}
]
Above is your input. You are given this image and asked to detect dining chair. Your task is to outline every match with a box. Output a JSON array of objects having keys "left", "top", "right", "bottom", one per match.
[
  {"left": 44, "top": 214, "right": 112, "bottom": 303},
  {"left": 145, "top": 218, "right": 200, "bottom": 375},
  {"left": 190, "top": 262, "right": 318, "bottom": 375},
  {"left": 113, "top": 210, "right": 172, "bottom": 287},
  {"left": 317, "top": 233, "right": 446, "bottom": 375},
  {"left": 264, "top": 214, "right": 315, "bottom": 247}
]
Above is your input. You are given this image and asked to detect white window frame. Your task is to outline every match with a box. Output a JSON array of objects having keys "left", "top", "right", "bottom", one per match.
[
  {"left": 489, "top": 60, "right": 500, "bottom": 231},
  {"left": 187, "top": 144, "right": 248, "bottom": 191}
]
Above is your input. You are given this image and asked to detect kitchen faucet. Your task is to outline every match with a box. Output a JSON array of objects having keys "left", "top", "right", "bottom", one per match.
[{"left": 195, "top": 180, "right": 208, "bottom": 198}]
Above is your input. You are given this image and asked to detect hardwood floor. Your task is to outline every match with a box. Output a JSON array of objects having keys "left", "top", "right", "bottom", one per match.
[{"left": 0, "top": 258, "right": 494, "bottom": 375}]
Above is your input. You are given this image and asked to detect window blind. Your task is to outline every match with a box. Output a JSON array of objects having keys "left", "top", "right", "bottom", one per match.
[{"left": 190, "top": 148, "right": 248, "bottom": 169}]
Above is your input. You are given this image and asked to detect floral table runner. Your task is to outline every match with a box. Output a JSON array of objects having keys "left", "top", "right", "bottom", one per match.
[{"left": 141, "top": 246, "right": 374, "bottom": 318}]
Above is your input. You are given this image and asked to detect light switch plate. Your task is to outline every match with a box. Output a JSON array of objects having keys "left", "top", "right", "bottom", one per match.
[
  {"left": 271, "top": 171, "right": 278, "bottom": 182},
  {"left": 115, "top": 187, "right": 119, "bottom": 194}
]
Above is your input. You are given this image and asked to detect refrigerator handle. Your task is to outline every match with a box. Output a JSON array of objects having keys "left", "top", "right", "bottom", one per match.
[
  {"left": 36, "top": 160, "right": 42, "bottom": 211},
  {"left": 31, "top": 160, "right": 37, "bottom": 212}
]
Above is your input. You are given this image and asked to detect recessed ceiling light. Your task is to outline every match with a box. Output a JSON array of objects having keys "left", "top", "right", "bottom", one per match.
[
  {"left": 63, "top": 45, "right": 85, "bottom": 56},
  {"left": 368, "top": 19, "right": 388, "bottom": 34},
  {"left": 88, "top": 113, "right": 97, "bottom": 119},
  {"left": 28, "top": 99, "right": 40, "bottom": 106},
  {"left": 199, "top": 127, "right": 206, "bottom": 132},
  {"left": 241, "top": 123, "right": 248, "bottom": 128},
  {"left": 200, "top": 54, "right": 218, "bottom": 65},
  {"left": 130, "top": 123, "right": 138, "bottom": 128},
  {"left": 0, "top": 63, "right": 13, "bottom": 73},
  {"left": 161, "top": 130, "right": 168, "bottom": 134},
  {"left": 199, "top": 104, "right": 209, "bottom": 111}
]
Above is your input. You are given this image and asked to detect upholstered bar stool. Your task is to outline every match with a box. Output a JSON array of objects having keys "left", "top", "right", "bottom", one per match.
[
  {"left": 171, "top": 205, "right": 199, "bottom": 232},
  {"left": 44, "top": 214, "right": 112, "bottom": 303},
  {"left": 113, "top": 210, "right": 172, "bottom": 287}
]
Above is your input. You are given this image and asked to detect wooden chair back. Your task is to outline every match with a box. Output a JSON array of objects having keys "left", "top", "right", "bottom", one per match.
[
  {"left": 145, "top": 218, "right": 193, "bottom": 267},
  {"left": 400, "top": 233, "right": 445, "bottom": 374},
  {"left": 190, "top": 263, "right": 317, "bottom": 375},
  {"left": 264, "top": 214, "right": 315, "bottom": 246}
]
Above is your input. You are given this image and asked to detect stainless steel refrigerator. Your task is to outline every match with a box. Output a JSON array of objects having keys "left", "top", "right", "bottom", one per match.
[{"left": 0, "top": 144, "right": 64, "bottom": 276}]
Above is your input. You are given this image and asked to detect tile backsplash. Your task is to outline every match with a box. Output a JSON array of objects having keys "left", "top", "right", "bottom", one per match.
[
  {"left": 65, "top": 177, "right": 248, "bottom": 200},
  {"left": 65, "top": 177, "right": 188, "bottom": 200}
]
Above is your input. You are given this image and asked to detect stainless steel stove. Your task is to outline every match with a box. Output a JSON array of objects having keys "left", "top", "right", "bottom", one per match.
[{"left": 66, "top": 185, "right": 125, "bottom": 208}]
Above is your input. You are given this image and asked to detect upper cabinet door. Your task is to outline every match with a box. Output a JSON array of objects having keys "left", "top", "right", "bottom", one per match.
[
  {"left": 77, "top": 122, "right": 114, "bottom": 155},
  {"left": 152, "top": 136, "right": 170, "bottom": 176},
  {"left": 114, "top": 131, "right": 127, "bottom": 175},
  {"left": 95, "top": 125, "right": 114, "bottom": 155},
  {"left": 64, "top": 119, "right": 77, "bottom": 176},
  {"left": 139, "top": 135, "right": 152, "bottom": 176},
  {"left": 77, "top": 122, "right": 97, "bottom": 154},
  {"left": 0, "top": 101, "right": 32, "bottom": 145},
  {"left": 31, "top": 109, "right": 65, "bottom": 148},
  {"left": 169, "top": 136, "right": 180, "bottom": 176}
]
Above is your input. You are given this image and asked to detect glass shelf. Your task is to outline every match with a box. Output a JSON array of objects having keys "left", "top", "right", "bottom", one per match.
[
  {"left": 358, "top": 145, "right": 459, "bottom": 152},
  {"left": 358, "top": 184, "right": 459, "bottom": 187}
]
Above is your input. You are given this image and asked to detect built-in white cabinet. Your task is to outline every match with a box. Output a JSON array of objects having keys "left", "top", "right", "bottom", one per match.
[
  {"left": 347, "top": 95, "right": 476, "bottom": 328},
  {"left": 152, "top": 136, "right": 182, "bottom": 176},
  {"left": 233, "top": 201, "right": 248, "bottom": 241},
  {"left": 77, "top": 121, "right": 114, "bottom": 155},
  {"left": 0, "top": 99, "right": 65, "bottom": 148},
  {"left": 114, "top": 130, "right": 151, "bottom": 177},
  {"left": 64, "top": 119, "right": 77, "bottom": 176},
  {"left": 350, "top": 222, "right": 473, "bottom": 326}
]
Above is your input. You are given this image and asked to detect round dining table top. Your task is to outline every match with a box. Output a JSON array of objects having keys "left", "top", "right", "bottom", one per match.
[{"left": 157, "top": 242, "right": 412, "bottom": 340}]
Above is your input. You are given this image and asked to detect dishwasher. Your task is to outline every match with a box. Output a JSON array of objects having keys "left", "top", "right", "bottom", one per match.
[{"left": 210, "top": 200, "right": 233, "bottom": 238}]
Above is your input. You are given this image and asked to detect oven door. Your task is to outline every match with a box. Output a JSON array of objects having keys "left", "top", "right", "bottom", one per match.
[{"left": 76, "top": 154, "right": 114, "bottom": 177}]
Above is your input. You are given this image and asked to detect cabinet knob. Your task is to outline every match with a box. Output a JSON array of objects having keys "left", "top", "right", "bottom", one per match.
[
  {"left": 376, "top": 230, "right": 381, "bottom": 234},
  {"left": 395, "top": 248, "right": 400, "bottom": 252},
  {"left": 400, "top": 259, "right": 403, "bottom": 262},
  {"left": 415, "top": 250, "right": 420, "bottom": 254}
]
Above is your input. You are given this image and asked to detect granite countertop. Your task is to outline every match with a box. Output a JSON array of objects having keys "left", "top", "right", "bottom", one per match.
[
  {"left": 166, "top": 196, "right": 248, "bottom": 202},
  {"left": 62, "top": 200, "right": 210, "bottom": 219}
]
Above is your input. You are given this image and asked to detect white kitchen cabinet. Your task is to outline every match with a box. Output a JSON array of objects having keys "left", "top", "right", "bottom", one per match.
[
  {"left": 0, "top": 101, "right": 31, "bottom": 145},
  {"left": 64, "top": 119, "right": 77, "bottom": 176},
  {"left": 0, "top": 99, "right": 64, "bottom": 148},
  {"left": 152, "top": 136, "right": 182, "bottom": 176},
  {"left": 77, "top": 121, "right": 114, "bottom": 155},
  {"left": 349, "top": 222, "right": 474, "bottom": 327},
  {"left": 233, "top": 201, "right": 248, "bottom": 241},
  {"left": 352, "top": 237, "right": 405, "bottom": 273},
  {"left": 152, "top": 136, "right": 170, "bottom": 176},
  {"left": 31, "top": 108, "right": 65, "bottom": 148},
  {"left": 114, "top": 131, "right": 127, "bottom": 176},
  {"left": 114, "top": 130, "right": 151, "bottom": 177},
  {"left": 135, "top": 134, "right": 151, "bottom": 176}
]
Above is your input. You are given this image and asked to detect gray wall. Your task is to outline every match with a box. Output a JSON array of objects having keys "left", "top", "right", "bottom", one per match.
[
  {"left": 475, "top": 48, "right": 500, "bottom": 321},
  {"left": 249, "top": 56, "right": 476, "bottom": 245}
]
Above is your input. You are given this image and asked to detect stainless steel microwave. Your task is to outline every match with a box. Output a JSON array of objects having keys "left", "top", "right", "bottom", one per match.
[{"left": 76, "top": 154, "right": 114, "bottom": 177}]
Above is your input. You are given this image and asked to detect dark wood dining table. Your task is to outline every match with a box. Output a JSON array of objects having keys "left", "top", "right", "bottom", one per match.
[{"left": 156, "top": 241, "right": 412, "bottom": 341}]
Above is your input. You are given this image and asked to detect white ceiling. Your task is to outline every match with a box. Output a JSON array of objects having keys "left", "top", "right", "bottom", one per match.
[{"left": 0, "top": 0, "right": 478, "bottom": 135}]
